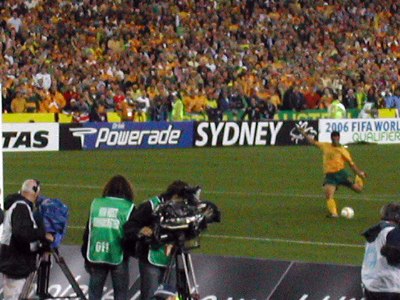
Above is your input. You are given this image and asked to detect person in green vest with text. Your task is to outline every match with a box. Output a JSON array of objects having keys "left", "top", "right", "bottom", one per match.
[
  {"left": 123, "top": 180, "right": 191, "bottom": 300},
  {"left": 82, "top": 175, "right": 136, "bottom": 300}
]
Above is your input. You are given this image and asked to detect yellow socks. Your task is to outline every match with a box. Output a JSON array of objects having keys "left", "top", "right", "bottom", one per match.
[
  {"left": 327, "top": 198, "right": 338, "bottom": 217},
  {"left": 355, "top": 175, "right": 364, "bottom": 188}
]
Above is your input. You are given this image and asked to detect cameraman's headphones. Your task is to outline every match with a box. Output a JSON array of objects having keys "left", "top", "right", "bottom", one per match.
[
  {"left": 32, "top": 179, "right": 41, "bottom": 194},
  {"left": 381, "top": 203, "right": 400, "bottom": 224}
]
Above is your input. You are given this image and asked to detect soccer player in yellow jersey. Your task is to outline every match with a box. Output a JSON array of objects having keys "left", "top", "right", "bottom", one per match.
[{"left": 300, "top": 130, "right": 367, "bottom": 217}]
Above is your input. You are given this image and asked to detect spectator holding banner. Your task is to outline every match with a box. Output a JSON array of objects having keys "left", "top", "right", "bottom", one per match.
[
  {"left": 82, "top": 175, "right": 136, "bottom": 300},
  {"left": 362, "top": 203, "right": 400, "bottom": 299}
]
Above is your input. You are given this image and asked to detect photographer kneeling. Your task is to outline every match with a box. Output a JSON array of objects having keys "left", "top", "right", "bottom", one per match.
[
  {"left": 124, "top": 180, "right": 191, "bottom": 300},
  {"left": 0, "top": 179, "right": 54, "bottom": 300}
]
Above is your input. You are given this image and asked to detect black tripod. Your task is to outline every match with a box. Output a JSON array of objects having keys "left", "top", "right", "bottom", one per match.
[
  {"left": 155, "top": 244, "right": 200, "bottom": 300},
  {"left": 19, "top": 249, "right": 87, "bottom": 300}
]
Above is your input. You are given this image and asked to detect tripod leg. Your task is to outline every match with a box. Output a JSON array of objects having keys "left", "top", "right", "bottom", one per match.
[
  {"left": 186, "top": 254, "right": 199, "bottom": 295},
  {"left": 153, "top": 248, "right": 178, "bottom": 299},
  {"left": 180, "top": 253, "right": 199, "bottom": 300},
  {"left": 37, "top": 252, "right": 52, "bottom": 298},
  {"left": 176, "top": 261, "right": 189, "bottom": 299},
  {"left": 19, "top": 270, "right": 37, "bottom": 300},
  {"left": 52, "top": 251, "right": 87, "bottom": 300},
  {"left": 161, "top": 247, "right": 178, "bottom": 285}
]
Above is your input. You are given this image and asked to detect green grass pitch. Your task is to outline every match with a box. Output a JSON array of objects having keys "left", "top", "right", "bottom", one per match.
[{"left": 4, "top": 144, "right": 399, "bottom": 266}]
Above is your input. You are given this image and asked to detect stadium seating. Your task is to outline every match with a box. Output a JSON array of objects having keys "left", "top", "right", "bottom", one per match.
[{"left": 1, "top": 0, "right": 399, "bottom": 121}]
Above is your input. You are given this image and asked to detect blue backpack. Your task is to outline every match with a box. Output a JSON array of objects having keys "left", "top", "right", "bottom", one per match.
[{"left": 38, "top": 196, "right": 69, "bottom": 249}]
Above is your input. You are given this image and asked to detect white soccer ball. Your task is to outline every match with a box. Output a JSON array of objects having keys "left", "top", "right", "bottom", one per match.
[{"left": 341, "top": 207, "right": 355, "bottom": 219}]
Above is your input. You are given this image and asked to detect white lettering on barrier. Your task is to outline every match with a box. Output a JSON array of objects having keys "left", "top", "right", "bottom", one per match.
[
  {"left": 201, "top": 296, "right": 357, "bottom": 300},
  {"left": 34, "top": 276, "right": 88, "bottom": 298},
  {"left": 112, "top": 123, "right": 125, "bottom": 130},
  {"left": 299, "top": 296, "right": 360, "bottom": 300},
  {"left": 48, "top": 284, "right": 62, "bottom": 297},
  {"left": 255, "top": 122, "right": 268, "bottom": 145},
  {"left": 18, "top": 286, "right": 361, "bottom": 299},
  {"left": 223, "top": 123, "right": 240, "bottom": 146},
  {"left": 103, "top": 288, "right": 114, "bottom": 299},
  {"left": 60, "top": 282, "right": 72, "bottom": 297},
  {"left": 195, "top": 122, "right": 284, "bottom": 146},
  {"left": 3, "top": 123, "right": 59, "bottom": 152},
  {"left": 239, "top": 123, "right": 257, "bottom": 145},
  {"left": 200, "top": 296, "right": 218, "bottom": 300},
  {"left": 95, "top": 125, "right": 181, "bottom": 147},
  {"left": 210, "top": 122, "right": 225, "bottom": 146},
  {"left": 196, "top": 123, "right": 209, "bottom": 147},
  {"left": 269, "top": 122, "right": 283, "bottom": 145},
  {"left": 129, "top": 291, "right": 141, "bottom": 300}
]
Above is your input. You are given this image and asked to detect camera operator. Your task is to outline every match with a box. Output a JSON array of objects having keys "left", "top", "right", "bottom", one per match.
[
  {"left": 0, "top": 179, "right": 54, "bottom": 300},
  {"left": 124, "top": 180, "right": 191, "bottom": 300},
  {"left": 361, "top": 202, "right": 400, "bottom": 299},
  {"left": 81, "top": 175, "right": 136, "bottom": 300}
]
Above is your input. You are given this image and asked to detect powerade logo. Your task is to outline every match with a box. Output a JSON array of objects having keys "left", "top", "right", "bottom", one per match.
[{"left": 69, "top": 122, "right": 193, "bottom": 150}]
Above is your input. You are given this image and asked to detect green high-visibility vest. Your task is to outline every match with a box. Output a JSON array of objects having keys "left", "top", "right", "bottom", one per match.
[
  {"left": 87, "top": 197, "right": 135, "bottom": 265},
  {"left": 328, "top": 100, "right": 347, "bottom": 119},
  {"left": 148, "top": 197, "right": 171, "bottom": 267}
]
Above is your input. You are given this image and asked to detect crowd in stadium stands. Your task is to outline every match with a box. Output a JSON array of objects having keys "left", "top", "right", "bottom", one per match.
[{"left": 1, "top": 0, "right": 400, "bottom": 122}]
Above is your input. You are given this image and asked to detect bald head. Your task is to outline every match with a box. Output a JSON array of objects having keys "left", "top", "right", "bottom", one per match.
[{"left": 20, "top": 179, "right": 41, "bottom": 202}]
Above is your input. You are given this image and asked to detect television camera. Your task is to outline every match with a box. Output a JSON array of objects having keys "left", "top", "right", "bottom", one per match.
[
  {"left": 152, "top": 186, "right": 221, "bottom": 299},
  {"left": 152, "top": 186, "right": 221, "bottom": 248}
]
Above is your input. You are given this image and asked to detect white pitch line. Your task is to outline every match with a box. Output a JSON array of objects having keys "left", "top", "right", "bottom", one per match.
[
  {"left": 4, "top": 182, "right": 397, "bottom": 202},
  {"left": 66, "top": 225, "right": 364, "bottom": 248},
  {"left": 202, "top": 234, "right": 365, "bottom": 248}
]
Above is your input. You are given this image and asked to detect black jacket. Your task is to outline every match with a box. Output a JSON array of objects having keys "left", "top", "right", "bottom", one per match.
[
  {"left": 0, "top": 193, "right": 46, "bottom": 279},
  {"left": 123, "top": 198, "right": 163, "bottom": 261}
]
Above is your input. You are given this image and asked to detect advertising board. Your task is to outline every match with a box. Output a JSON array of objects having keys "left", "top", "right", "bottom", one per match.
[
  {"left": 194, "top": 121, "right": 318, "bottom": 147},
  {"left": 319, "top": 119, "right": 400, "bottom": 144},
  {"left": 2, "top": 123, "right": 59, "bottom": 152},
  {"left": 1, "top": 246, "right": 363, "bottom": 300},
  {"left": 59, "top": 122, "right": 194, "bottom": 150}
]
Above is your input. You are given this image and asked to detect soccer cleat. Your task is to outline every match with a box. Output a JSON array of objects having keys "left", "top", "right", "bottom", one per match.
[
  {"left": 355, "top": 175, "right": 364, "bottom": 188},
  {"left": 326, "top": 213, "right": 339, "bottom": 218}
]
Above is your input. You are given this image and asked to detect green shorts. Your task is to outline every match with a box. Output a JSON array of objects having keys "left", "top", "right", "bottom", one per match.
[{"left": 323, "top": 169, "right": 353, "bottom": 187}]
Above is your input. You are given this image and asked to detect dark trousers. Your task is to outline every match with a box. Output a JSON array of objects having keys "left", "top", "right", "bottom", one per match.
[
  {"left": 364, "top": 289, "right": 400, "bottom": 300},
  {"left": 87, "top": 260, "right": 129, "bottom": 300},
  {"left": 138, "top": 259, "right": 176, "bottom": 300}
]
